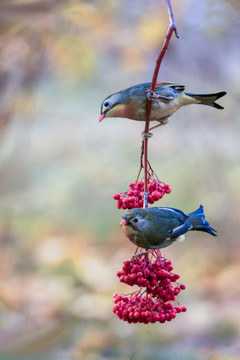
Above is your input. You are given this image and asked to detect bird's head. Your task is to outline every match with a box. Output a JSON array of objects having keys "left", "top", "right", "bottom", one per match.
[
  {"left": 120, "top": 208, "right": 148, "bottom": 232},
  {"left": 99, "top": 92, "right": 122, "bottom": 122},
  {"left": 99, "top": 88, "right": 137, "bottom": 122}
]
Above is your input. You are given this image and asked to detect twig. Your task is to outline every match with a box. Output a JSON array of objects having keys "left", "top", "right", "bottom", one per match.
[{"left": 143, "top": 0, "right": 179, "bottom": 208}]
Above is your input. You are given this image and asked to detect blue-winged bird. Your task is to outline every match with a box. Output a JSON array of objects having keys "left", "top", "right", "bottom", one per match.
[
  {"left": 120, "top": 205, "right": 217, "bottom": 249},
  {"left": 99, "top": 82, "right": 226, "bottom": 130}
]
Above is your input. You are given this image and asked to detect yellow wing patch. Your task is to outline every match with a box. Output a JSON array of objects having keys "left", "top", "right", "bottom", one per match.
[
  {"left": 145, "top": 82, "right": 185, "bottom": 91},
  {"left": 156, "top": 82, "right": 185, "bottom": 90}
]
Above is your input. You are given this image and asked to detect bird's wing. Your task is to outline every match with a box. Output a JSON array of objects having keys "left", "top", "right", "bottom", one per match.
[
  {"left": 146, "top": 208, "right": 186, "bottom": 244},
  {"left": 144, "top": 82, "right": 185, "bottom": 91},
  {"left": 143, "top": 82, "right": 185, "bottom": 102},
  {"left": 157, "top": 207, "right": 187, "bottom": 218}
]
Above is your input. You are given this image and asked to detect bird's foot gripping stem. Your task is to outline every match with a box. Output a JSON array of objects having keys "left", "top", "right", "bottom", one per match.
[
  {"left": 132, "top": 250, "right": 149, "bottom": 258},
  {"left": 149, "top": 118, "right": 168, "bottom": 131},
  {"left": 142, "top": 131, "right": 153, "bottom": 139},
  {"left": 147, "top": 90, "right": 161, "bottom": 101},
  {"left": 147, "top": 91, "right": 172, "bottom": 101}
]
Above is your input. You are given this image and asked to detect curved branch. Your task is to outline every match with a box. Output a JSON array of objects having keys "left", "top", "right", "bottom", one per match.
[{"left": 143, "top": 0, "right": 179, "bottom": 208}]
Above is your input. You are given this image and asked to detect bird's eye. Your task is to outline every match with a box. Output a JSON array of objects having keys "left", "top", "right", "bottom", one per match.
[
  {"left": 133, "top": 218, "right": 138, "bottom": 223},
  {"left": 104, "top": 101, "right": 109, "bottom": 107}
]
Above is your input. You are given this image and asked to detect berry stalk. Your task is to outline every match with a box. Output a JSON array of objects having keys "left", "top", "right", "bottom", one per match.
[{"left": 143, "top": 0, "right": 179, "bottom": 208}]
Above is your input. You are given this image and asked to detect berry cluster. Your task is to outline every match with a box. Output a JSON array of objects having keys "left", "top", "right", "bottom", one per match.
[
  {"left": 113, "top": 252, "right": 186, "bottom": 324},
  {"left": 113, "top": 179, "right": 171, "bottom": 210},
  {"left": 113, "top": 294, "right": 186, "bottom": 324}
]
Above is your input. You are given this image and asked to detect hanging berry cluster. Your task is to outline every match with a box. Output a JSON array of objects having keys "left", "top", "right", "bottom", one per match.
[
  {"left": 113, "top": 162, "right": 171, "bottom": 210},
  {"left": 113, "top": 250, "right": 186, "bottom": 324}
]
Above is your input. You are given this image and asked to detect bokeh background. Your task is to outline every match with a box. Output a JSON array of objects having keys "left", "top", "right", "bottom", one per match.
[{"left": 0, "top": 0, "right": 239, "bottom": 359}]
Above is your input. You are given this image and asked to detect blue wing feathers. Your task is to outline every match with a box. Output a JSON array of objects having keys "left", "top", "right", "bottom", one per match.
[{"left": 150, "top": 205, "right": 217, "bottom": 238}]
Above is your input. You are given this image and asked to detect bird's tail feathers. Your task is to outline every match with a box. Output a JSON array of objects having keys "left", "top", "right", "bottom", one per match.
[
  {"left": 185, "top": 91, "right": 226, "bottom": 109},
  {"left": 188, "top": 205, "right": 217, "bottom": 236}
]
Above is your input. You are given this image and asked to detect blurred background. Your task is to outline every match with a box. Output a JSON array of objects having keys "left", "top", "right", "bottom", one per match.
[{"left": 0, "top": 0, "right": 239, "bottom": 359}]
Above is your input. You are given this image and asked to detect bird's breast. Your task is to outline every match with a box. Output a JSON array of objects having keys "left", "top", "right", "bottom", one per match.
[
  {"left": 122, "top": 225, "right": 139, "bottom": 245},
  {"left": 107, "top": 100, "right": 140, "bottom": 120},
  {"left": 122, "top": 225, "right": 134, "bottom": 238}
]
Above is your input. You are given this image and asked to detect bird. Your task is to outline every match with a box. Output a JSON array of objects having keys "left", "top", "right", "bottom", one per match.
[
  {"left": 120, "top": 205, "right": 217, "bottom": 249},
  {"left": 99, "top": 82, "right": 226, "bottom": 130}
]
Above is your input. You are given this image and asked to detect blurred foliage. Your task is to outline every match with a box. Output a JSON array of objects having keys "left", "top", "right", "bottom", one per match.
[{"left": 0, "top": 0, "right": 240, "bottom": 359}]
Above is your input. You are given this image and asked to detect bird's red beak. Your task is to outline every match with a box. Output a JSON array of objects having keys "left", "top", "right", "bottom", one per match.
[
  {"left": 98, "top": 114, "right": 105, "bottom": 122},
  {"left": 120, "top": 219, "right": 128, "bottom": 226}
]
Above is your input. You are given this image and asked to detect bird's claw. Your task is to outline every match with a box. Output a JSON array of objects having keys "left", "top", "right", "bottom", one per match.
[
  {"left": 146, "top": 90, "right": 160, "bottom": 101},
  {"left": 142, "top": 131, "right": 153, "bottom": 139},
  {"left": 132, "top": 250, "right": 149, "bottom": 258},
  {"left": 147, "top": 91, "right": 172, "bottom": 101}
]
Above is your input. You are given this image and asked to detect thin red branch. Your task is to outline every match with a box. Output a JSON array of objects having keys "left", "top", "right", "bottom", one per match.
[{"left": 143, "top": 0, "right": 179, "bottom": 208}]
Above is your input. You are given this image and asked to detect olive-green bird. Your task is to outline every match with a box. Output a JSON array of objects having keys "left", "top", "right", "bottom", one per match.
[
  {"left": 120, "top": 205, "right": 217, "bottom": 250},
  {"left": 99, "top": 82, "right": 226, "bottom": 129}
]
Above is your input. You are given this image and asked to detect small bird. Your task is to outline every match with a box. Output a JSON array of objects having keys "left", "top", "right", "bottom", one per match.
[
  {"left": 120, "top": 205, "right": 217, "bottom": 249},
  {"left": 99, "top": 82, "right": 226, "bottom": 130}
]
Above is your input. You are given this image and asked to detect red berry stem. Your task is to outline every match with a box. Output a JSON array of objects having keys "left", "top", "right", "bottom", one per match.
[{"left": 142, "top": 0, "right": 179, "bottom": 208}]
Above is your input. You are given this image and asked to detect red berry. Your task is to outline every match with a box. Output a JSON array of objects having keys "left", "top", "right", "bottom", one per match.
[
  {"left": 164, "top": 260, "right": 171, "bottom": 266},
  {"left": 144, "top": 268, "right": 150, "bottom": 275},
  {"left": 133, "top": 202, "right": 140, "bottom": 208},
  {"left": 157, "top": 183, "right": 165, "bottom": 191},
  {"left": 113, "top": 193, "right": 121, "bottom": 200},
  {"left": 170, "top": 273, "right": 180, "bottom": 282},
  {"left": 174, "top": 287, "right": 180, "bottom": 295},
  {"left": 157, "top": 269, "right": 169, "bottom": 278},
  {"left": 147, "top": 183, "right": 153, "bottom": 191},
  {"left": 145, "top": 310, "right": 151, "bottom": 318},
  {"left": 122, "top": 310, "right": 129, "bottom": 318},
  {"left": 152, "top": 191, "right": 163, "bottom": 200},
  {"left": 137, "top": 278, "right": 145, "bottom": 286},
  {"left": 159, "top": 313, "right": 166, "bottom": 323},
  {"left": 132, "top": 265, "right": 140, "bottom": 272},
  {"left": 134, "top": 311, "right": 141, "bottom": 319},
  {"left": 148, "top": 194, "right": 155, "bottom": 204},
  {"left": 165, "top": 312, "right": 171, "bottom": 321},
  {"left": 150, "top": 279, "right": 157, "bottom": 287},
  {"left": 175, "top": 306, "right": 182, "bottom": 313},
  {"left": 152, "top": 312, "right": 159, "bottom": 321},
  {"left": 164, "top": 184, "right": 172, "bottom": 193}
]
